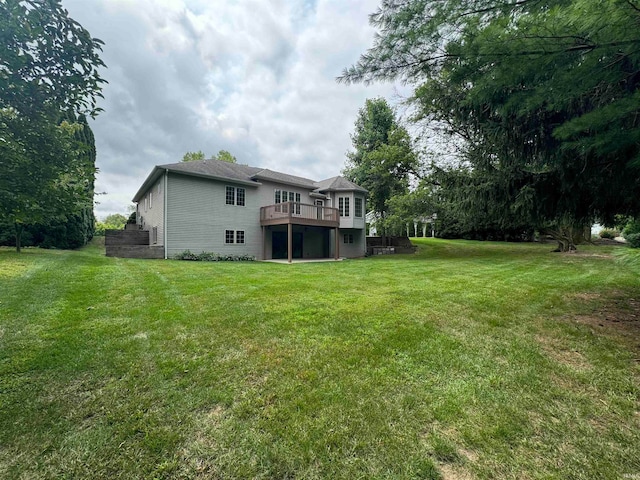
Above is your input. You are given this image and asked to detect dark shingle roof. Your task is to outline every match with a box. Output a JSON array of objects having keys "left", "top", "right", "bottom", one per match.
[
  {"left": 133, "top": 159, "right": 367, "bottom": 201},
  {"left": 314, "top": 176, "right": 368, "bottom": 193},
  {"left": 159, "top": 159, "right": 263, "bottom": 182},
  {"left": 251, "top": 169, "right": 318, "bottom": 188}
]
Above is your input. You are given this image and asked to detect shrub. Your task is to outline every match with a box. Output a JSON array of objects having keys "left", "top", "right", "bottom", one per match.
[
  {"left": 173, "top": 250, "right": 255, "bottom": 261},
  {"left": 622, "top": 219, "right": 640, "bottom": 248},
  {"left": 623, "top": 219, "right": 640, "bottom": 235},
  {"left": 625, "top": 233, "right": 640, "bottom": 248},
  {"left": 598, "top": 229, "right": 618, "bottom": 239},
  {"left": 174, "top": 250, "right": 200, "bottom": 261}
]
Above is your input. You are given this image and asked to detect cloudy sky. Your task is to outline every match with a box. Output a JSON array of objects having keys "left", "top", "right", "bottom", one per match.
[{"left": 61, "top": 0, "right": 406, "bottom": 219}]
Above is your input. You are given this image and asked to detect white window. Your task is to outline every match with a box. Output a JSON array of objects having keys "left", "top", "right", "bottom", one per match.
[
  {"left": 225, "top": 230, "right": 245, "bottom": 244},
  {"left": 152, "top": 226, "right": 158, "bottom": 244},
  {"left": 275, "top": 189, "right": 298, "bottom": 213},
  {"left": 226, "top": 186, "right": 246, "bottom": 206},
  {"left": 339, "top": 197, "right": 350, "bottom": 217},
  {"left": 355, "top": 197, "right": 363, "bottom": 218},
  {"left": 149, "top": 191, "right": 153, "bottom": 209}
]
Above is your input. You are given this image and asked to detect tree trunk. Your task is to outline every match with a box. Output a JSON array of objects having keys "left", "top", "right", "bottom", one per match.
[
  {"left": 15, "top": 223, "right": 23, "bottom": 253},
  {"left": 541, "top": 225, "right": 577, "bottom": 252}
]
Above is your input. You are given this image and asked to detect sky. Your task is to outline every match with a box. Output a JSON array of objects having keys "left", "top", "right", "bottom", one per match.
[{"left": 61, "top": 0, "right": 407, "bottom": 220}]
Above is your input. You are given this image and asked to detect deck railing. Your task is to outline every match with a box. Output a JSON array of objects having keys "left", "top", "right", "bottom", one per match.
[{"left": 260, "top": 202, "right": 340, "bottom": 227}]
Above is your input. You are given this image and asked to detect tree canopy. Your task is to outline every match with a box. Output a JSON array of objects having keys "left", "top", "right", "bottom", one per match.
[
  {"left": 182, "top": 150, "right": 237, "bottom": 163},
  {"left": 0, "top": 0, "right": 105, "bottom": 118},
  {"left": 215, "top": 150, "right": 237, "bottom": 163},
  {"left": 340, "top": 0, "right": 640, "bottom": 250},
  {"left": 343, "top": 98, "right": 418, "bottom": 239},
  {"left": 182, "top": 151, "right": 206, "bottom": 162},
  {"left": 0, "top": 0, "right": 105, "bottom": 251}
]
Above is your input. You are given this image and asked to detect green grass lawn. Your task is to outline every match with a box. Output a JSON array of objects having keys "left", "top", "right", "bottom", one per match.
[{"left": 1, "top": 239, "right": 639, "bottom": 479}]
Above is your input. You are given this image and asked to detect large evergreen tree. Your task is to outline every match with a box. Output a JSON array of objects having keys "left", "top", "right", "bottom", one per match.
[{"left": 340, "top": 0, "right": 640, "bottom": 250}]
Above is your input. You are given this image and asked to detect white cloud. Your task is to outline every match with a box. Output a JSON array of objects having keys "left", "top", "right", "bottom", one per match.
[{"left": 62, "top": 0, "right": 407, "bottom": 218}]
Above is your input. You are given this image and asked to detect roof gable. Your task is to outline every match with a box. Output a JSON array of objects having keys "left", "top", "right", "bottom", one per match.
[{"left": 314, "top": 176, "right": 368, "bottom": 193}]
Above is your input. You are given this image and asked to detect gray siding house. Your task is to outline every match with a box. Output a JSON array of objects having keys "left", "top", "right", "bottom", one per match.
[{"left": 132, "top": 159, "right": 367, "bottom": 261}]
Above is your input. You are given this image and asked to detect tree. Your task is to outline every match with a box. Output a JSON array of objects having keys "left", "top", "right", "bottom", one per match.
[
  {"left": 343, "top": 98, "right": 418, "bottom": 242},
  {"left": 0, "top": 113, "right": 97, "bottom": 251},
  {"left": 215, "top": 150, "right": 237, "bottom": 163},
  {"left": 94, "top": 213, "right": 128, "bottom": 236},
  {"left": 182, "top": 151, "right": 205, "bottom": 162},
  {"left": 340, "top": 0, "right": 640, "bottom": 251},
  {"left": 0, "top": 0, "right": 105, "bottom": 252},
  {"left": 182, "top": 150, "right": 237, "bottom": 163}
]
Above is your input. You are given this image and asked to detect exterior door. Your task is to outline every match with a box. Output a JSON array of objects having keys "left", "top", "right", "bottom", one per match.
[
  {"left": 272, "top": 231, "right": 287, "bottom": 259},
  {"left": 292, "top": 232, "right": 303, "bottom": 259},
  {"left": 272, "top": 230, "right": 304, "bottom": 259},
  {"left": 314, "top": 199, "right": 324, "bottom": 220}
]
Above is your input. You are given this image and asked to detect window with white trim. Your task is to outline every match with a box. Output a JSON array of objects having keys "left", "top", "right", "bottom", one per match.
[
  {"left": 339, "top": 197, "right": 350, "bottom": 217},
  {"left": 275, "top": 189, "right": 299, "bottom": 213},
  {"left": 149, "top": 191, "right": 153, "bottom": 209},
  {"left": 225, "top": 229, "right": 245, "bottom": 244},
  {"left": 226, "top": 186, "right": 246, "bottom": 206},
  {"left": 152, "top": 226, "right": 158, "bottom": 244},
  {"left": 344, "top": 233, "right": 354, "bottom": 244},
  {"left": 355, "top": 197, "right": 363, "bottom": 218}
]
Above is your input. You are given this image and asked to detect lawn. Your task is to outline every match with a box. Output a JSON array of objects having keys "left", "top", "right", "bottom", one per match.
[{"left": 1, "top": 239, "right": 639, "bottom": 479}]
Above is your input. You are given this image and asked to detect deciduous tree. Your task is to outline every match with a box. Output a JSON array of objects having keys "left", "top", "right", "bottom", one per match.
[
  {"left": 343, "top": 98, "right": 418, "bottom": 241},
  {"left": 0, "top": 0, "right": 105, "bottom": 251},
  {"left": 181, "top": 151, "right": 206, "bottom": 162}
]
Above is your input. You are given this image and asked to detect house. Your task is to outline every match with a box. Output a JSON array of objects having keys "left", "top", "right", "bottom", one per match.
[{"left": 131, "top": 159, "right": 368, "bottom": 262}]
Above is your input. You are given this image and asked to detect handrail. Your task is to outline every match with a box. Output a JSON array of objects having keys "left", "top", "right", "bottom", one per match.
[{"left": 260, "top": 202, "right": 339, "bottom": 224}]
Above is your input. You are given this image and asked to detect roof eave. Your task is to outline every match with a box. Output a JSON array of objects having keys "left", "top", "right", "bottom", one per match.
[
  {"left": 170, "top": 169, "right": 262, "bottom": 187},
  {"left": 132, "top": 167, "right": 164, "bottom": 202},
  {"left": 133, "top": 166, "right": 262, "bottom": 203},
  {"left": 251, "top": 173, "right": 316, "bottom": 189}
]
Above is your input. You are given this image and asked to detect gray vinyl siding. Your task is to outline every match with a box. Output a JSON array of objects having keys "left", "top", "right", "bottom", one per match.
[
  {"left": 165, "top": 173, "right": 261, "bottom": 258},
  {"left": 159, "top": 172, "right": 366, "bottom": 260},
  {"left": 339, "top": 228, "right": 366, "bottom": 258},
  {"left": 139, "top": 177, "right": 165, "bottom": 246}
]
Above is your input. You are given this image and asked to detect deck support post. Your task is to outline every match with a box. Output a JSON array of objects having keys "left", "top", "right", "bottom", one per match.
[
  {"left": 288, "top": 223, "right": 293, "bottom": 263},
  {"left": 334, "top": 227, "right": 339, "bottom": 260}
]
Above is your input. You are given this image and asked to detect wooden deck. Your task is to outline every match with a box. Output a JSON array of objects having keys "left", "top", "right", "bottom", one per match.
[{"left": 260, "top": 202, "right": 340, "bottom": 227}]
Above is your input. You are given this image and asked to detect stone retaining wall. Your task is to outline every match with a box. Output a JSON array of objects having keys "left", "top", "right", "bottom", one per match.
[
  {"left": 105, "top": 229, "right": 149, "bottom": 246},
  {"left": 105, "top": 229, "right": 164, "bottom": 258},
  {"left": 366, "top": 236, "right": 417, "bottom": 254}
]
